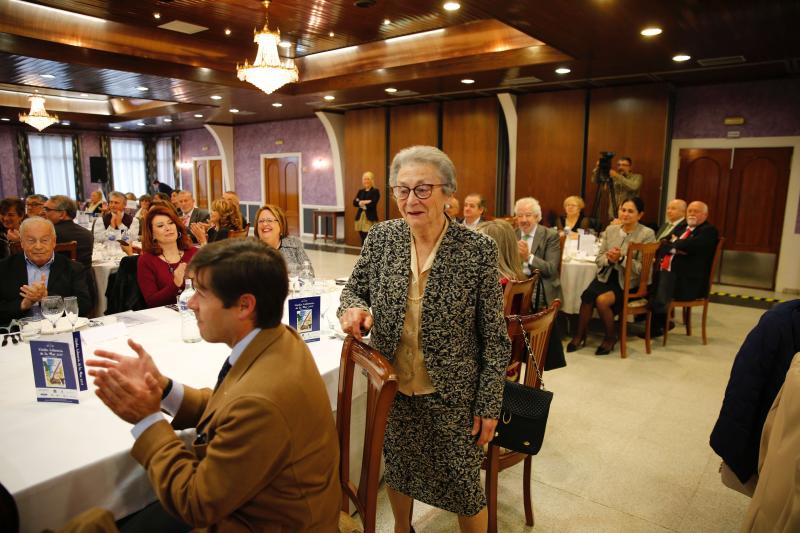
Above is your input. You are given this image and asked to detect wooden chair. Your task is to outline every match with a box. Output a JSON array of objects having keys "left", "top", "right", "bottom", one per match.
[
  {"left": 503, "top": 271, "right": 539, "bottom": 316},
  {"left": 336, "top": 336, "right": 398, "bottom": 533},
  {"left": 663, "top": 237, "right": 725, "bottom": 346},
  {"left": 226, "top": 228, "right": 249, "bottom": 239},
  {"left": 0, "top": 481, "right": 19, "bottom": 533},
  {"left": 619, "top": 241, "right": 661, "bottom": 358},
  {"left": 483, "top": 300, "right": 560, "bottom": 533},
  {"left": 55, "top": 240, "right": 78, "bottom": 260}
]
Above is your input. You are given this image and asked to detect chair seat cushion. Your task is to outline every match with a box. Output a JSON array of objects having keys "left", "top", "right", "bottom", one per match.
[{"left": 627, "top": 298, "right": 648, "bottom": 308}]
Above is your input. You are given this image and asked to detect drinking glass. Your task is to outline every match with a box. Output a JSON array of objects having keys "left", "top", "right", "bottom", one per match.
[
  {"left": 286, "top": 263, "right": 300, "bottom": 295},
  {"left": 64, "top": 296, "right": 79, "bottom": 331},
  {"left": 19, "top": 317, "right": 42, "bottom": 342},
  {"left": 41, "top": 296, "right": 64, "bottom": 332}
]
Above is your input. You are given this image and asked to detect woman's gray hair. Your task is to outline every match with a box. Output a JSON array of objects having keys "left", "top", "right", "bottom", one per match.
[{"left": 389, "top": 146, "right": 457, "bottom": 195}]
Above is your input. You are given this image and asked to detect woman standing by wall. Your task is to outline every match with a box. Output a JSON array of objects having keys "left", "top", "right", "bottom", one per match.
[{"left": 353, "top": 171, "right": 380, "bottom": 245}]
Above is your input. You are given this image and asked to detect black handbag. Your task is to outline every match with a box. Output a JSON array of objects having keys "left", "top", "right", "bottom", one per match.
[
  {"left": 533, "top": 275, "right": 567, "bottom": 371},
  {"left": 491, "top": 316, "right": 553, "bottom": 455}
]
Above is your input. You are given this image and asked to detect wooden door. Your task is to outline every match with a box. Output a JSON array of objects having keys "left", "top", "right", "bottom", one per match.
[
  {"left": 263, "top": 156, "right": 300, "bottom": 235},
  {"left": 193, "top": 160, "right": 209, "bottom": 209},
  {"left": 677, "top": 149, "right": 732, "bottom": 234},
  {"left": 209, "top": 159, "right": 223, "bottom": 204}
]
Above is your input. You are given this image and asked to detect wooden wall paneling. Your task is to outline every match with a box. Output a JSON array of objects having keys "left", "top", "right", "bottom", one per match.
[
  {"left": 442, "top": 97, "right": 499, "bottom": 219},
  {"left": 516, "top": 90, "right": 587, "bottom": 225},
  {"left": 584, "top": 85, "right": 670, "bottom": 225},
  {"left": 344, "top": 108, "right": 387, "bottom": 246},
  {"left": 388, "top": 103, "right": 440, "bottom": 220}
]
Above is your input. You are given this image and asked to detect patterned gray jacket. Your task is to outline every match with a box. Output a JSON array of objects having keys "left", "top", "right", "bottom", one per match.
[{"left": 338, "top": 219, "right": 511, "bottom": 419}]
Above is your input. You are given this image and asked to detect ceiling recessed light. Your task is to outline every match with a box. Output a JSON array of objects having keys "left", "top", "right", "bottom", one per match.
[
  {"left": 153, "top": 12, "right": 160, "bottom": 19},
  {"left": 210, "top": 95, "right": 222, "bottom": 100},
  {"left": 272, "top": 102, "right": 283, "bottom": 108},
  {"left": 1, "top": 118, "right": 11, "bottom": 122},
  {"left": 443, "top": 2, "right": 461, "bottom": 11},
  {"left": 136, "top": 122, "right": 145, "bottom": 126},
  {"left": 323, "top": 95, "right": 335, "bottom": 101},
  {"left": 113, "top": 125, "right": 121, "bottom": 129},
  {"left": 163, "top": 118, "right": 172, "bottom": 123},
  {"left": 194, "top": 113, "right": 203, "bottom": 118},
  {"left": 61, "top": 120, "right": 71, "bottom": 125},
  {"left": 460, "top": 78, "right": 475, "bottom": 84},
  {"left": 385, "top": 87, "right": 397, "bottom": 93},
  {"left": 278, "top": 40, "right": 292, "bottom": 48},
  {"left": 555, "top": 67, "right": 571, "bottom": 74},
  {"left": 383, "top": 19, "right": 391, "bottom": 25},
  {"left": 672, "top": 54, "right": 691, "bottom": 62},
  {"left": 328, "top": 31, "right": 335, "bottom": 37},
  {"left": 224, "top": 28, "right": 231, "bottom": 36},
  {"left": 640, "top": 27, "right": 662, "bottom": 37},
  {"left": 136, "top": 86, "right": 149, "bottom": 91},
  {"left": 229, "top": 108, "right": 240, "bottom": 113},
  {"left": 41, "top": 74, "right": 55, "bottom": 79}
]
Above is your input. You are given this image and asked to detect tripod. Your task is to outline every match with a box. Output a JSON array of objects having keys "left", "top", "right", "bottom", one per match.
[{"left": 591, "top": 176, "right": 618, "bottom": 227}]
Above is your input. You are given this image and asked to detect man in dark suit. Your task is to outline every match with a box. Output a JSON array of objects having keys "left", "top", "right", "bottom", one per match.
[
  {"left": 0, "top": 217, "right": 91, "bottom": 326},
  {"left": 461, "top": 193, "right": 486, "bottom": 230},
  {"left": 152, "top": 178, "right": 174, "bottom": 197},
  {"left": 175, "top": 190, "right": 209, "bottom": 243},
  {"left": 650, "top": 201, "right": 719, "bottom": 336},
  {"left": 514, "top": 196, "right": 562, "bottom": 304},
  {"left": 84, "top": 240, "right": 340, "bottom": 531},
  {"left": 44, "top": 195, "right": 93, "bottom": 268}
]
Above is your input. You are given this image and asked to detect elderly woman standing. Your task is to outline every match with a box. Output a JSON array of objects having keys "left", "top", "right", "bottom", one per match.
[
  {"left": 353, "top": 171, "right": 380, "bottom": 245},
  {"left": 338, "top": 146, "right": 510, "bottom": 532}
]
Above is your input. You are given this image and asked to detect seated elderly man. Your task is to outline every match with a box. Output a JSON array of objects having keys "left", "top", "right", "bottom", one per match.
[
  {"left": 93, "top": 191, "right": 139, "bottom": 241},
  {"left": 78, "top": 239, "right": 340, "bottom": 532},
  {"left": 0, "top": 217, "right": 90, "bottom": 325},
  {"left": 515, "top": 196, "right": 561, "bottom": 304},
  {"left": 649, "top": 200, "right": 719, "bottom": 336},
  {"left": 44, "top": 195, "right": 94, "bottom": 268},
  {"left": 461, "top": 193, "right": 487, "bottom": 230}
]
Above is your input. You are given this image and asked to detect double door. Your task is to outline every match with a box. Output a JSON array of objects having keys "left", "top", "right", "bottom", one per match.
[{"left": 676, "top": 147, "right": 792, "bottom": 289}]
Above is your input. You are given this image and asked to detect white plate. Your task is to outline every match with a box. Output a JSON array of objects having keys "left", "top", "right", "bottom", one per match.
[{"left": 39, "top": 316, "right": 90, "bottom": 334}]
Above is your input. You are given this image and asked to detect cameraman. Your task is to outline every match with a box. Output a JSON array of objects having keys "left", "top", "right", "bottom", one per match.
[{"left": 592, "top": 156, "right": 643, "bottom": 220}]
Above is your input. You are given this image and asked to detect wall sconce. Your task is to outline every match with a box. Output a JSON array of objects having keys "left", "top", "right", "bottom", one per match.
[{"left": 312, "top": 158, "right": 329, "bottom": 169}]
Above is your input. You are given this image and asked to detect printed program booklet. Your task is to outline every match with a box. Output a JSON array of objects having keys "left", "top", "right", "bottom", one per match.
[
  {"left": 29, "top": 331, "right": 87, "bottom": 403},
  {"left": 288, "top": 295, "right": 321, "bottom": 343}
]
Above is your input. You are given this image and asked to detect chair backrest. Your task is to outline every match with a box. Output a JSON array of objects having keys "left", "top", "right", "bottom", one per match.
[
  {"left": 505, "top": 300, "right": 561, "bottom": 389},
  {"left": 227, "top": 228, "right": 248, "bottom": 239},
  {"left": 503, "top": 272, "right": 539, "bottom": 316},
  {"left": 105, "top": 255, "right": 146, "bottom": 314},
  {"left": 704, "top": 237, "right": 725, "bottom": 297},
  {"left": 336, "top": 336, "right": 398, "bottom": 533},
  {"left": 622, "top": 241, "right": 661, "bottom": 301},
  {"left": 0, "top": 481, "right": 19, "bottom": 533},
  {"left": 55, "top": 240, "right": 78, "bottom": 260}
]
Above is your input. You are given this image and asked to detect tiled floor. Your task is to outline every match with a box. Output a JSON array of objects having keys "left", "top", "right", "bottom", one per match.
[{"left": 310, "top": 248, "right": 763, "bottom": 532}]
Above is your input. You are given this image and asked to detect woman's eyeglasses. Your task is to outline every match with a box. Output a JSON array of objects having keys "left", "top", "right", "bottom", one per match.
[
  {"left": 391, "top": 183, "right": 444, "bottom": 200},
  {"left": 258, "top": 218, "right": 279, "bottom": 225}
]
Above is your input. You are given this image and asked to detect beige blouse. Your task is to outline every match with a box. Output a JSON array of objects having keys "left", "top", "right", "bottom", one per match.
[{"left": 394, "top": 220, "right": 449, "bottom": 395}]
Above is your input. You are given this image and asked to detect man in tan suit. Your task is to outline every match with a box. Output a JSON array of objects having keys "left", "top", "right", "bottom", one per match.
[{"left": 86, "top": 239, "right": 340, "bottom": 532}]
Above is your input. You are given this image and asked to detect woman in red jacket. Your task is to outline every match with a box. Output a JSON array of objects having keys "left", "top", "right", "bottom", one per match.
[{"left": 137, "top": 205, "right": 197, "bottom": 308}]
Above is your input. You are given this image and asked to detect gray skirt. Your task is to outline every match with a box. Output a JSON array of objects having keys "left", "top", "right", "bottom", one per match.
[{"left": 383, "top": 392, "right": 486, "bottom": 516}]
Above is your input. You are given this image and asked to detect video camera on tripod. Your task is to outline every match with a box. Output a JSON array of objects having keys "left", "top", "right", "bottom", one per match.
[{"left": 591, "top": 151, "right": 617, "bottom": 223}]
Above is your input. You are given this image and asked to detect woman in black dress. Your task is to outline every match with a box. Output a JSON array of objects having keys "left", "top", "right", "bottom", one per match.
[{"left": 353, "top": 171, "right": 380, "bottom": 245}]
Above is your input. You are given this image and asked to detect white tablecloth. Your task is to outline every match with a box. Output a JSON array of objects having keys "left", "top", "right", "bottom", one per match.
[
  {"left": 0, "top": 291, "right": 354, "bottom": 532},
  {"left": 559, "top": 260, "right": 599, "bottom": 313},
  {"left": 92, "top": 260, "right": 119, "bottom": 316}
]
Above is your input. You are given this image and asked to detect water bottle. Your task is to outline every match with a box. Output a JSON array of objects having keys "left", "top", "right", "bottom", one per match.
[
  {"left": 105, "top": 231, "right": 117, "bottom": 256},
  {"left": 179, "top": 279, "right": 201, "bottom": 343},
  {"left": 298, "top": 261, "right": 315, "bottom": 295}
]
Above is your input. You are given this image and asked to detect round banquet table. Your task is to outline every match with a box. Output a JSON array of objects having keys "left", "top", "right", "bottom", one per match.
[{"left": 559, "top": 259, "right": 599, "bottom": 314}]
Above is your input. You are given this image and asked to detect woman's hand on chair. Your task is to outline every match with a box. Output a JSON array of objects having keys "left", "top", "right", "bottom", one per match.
[{"left": 340, "top": 307, "right": 373, "bottom": 341}]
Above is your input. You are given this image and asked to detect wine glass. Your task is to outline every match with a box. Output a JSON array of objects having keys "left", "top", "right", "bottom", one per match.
[
  {"left": 286, "top": 263, "right": 300, "bottom": 296},
  {"left": 41, "top": 296, "right": 64, "bottom": 333},
  {"left": 64, "top": 296, "right": 79, "bottom": 331}
]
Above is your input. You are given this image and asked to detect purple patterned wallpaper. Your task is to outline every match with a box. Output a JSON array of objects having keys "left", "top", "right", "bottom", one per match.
[
  {"left": 674, "top": 79, "right": 800, "bottom": 138},
  {"left": 234, "top": 117, "right": 335, "bottom": 204},
  {"left": 177, "top": 128, "right": 219, "bottom": 192},
  {"left": 0, "top": 125, "right": 19, "bottom": 197}
]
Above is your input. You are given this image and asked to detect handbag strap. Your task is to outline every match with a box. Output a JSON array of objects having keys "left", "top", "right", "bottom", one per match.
[{"left": 516, "top": 315, "right": 545, "bottom": 390}]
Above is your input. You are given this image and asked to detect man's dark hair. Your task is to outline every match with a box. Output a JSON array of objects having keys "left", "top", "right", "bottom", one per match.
[
  {"left": 619, "top": 156, "right": 633, "bottom": 165},
  {"left": 189, "top": 239, "right": 288, "bottom": 328},
  {"left": 50, "top": 195, "right": 78, "bottom": 219},
  {"left": 153, "top": 192, "right": 171, "bottom": 202},
  {"left": 622, "top": 196, "right": 645, "bottom": 213},
  {"left": 467, "top": 193, "right": 487, "bottom": 210}
]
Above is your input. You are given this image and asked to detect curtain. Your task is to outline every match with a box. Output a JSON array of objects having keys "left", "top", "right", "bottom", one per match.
[
  {"left": 16, "top": 130, "right": 34, "bottom": 197},
  {"left": 71, "top": 134, "right": 84, "bottom": 202},
  {"left": 171, "top": 136, "right": 182, "bottom": 189},
  {"left": 27, "top": 133, "right": 76, "bottom": 198},
  {"left": 143, "top": 136, "right": 157, "bottom": 194},
  {"left": 99, "top": 135, "right": 113, "bottom": 194},
  {"left": 110, "top": 138, "right": 147, "bottom": 196},
  {"left": 156, "top": 138, "right": 175, "bottom": 188}
]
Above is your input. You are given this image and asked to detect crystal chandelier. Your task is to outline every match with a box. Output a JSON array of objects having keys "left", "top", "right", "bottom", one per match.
[
  {"left": 19, "top": 95, "right": 59, "bottom": 131},
  {"left": 236, "top": 1, "right": 299, "bottom": 95}
]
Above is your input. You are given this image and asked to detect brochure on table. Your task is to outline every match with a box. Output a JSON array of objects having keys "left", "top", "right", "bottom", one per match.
[
  {"left": 288, "top": 295, "right": 321, "bottom": 343},
  {"left": 29, "top": 332, "right": 87, "bottom": 404}
]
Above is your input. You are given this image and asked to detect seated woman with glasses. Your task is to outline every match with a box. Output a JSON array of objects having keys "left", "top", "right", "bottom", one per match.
[
  {"left": 254, "top": 204, "right": 314, "bottom": 275},
  {"left": 190, "top": 198, "right": 243, "bottom": 245},
  {"left": 554, "top": 195, "right": 596, "bottom": 235},
  {"left": 137, "top": 206, "right": 197, "bottom": 309}
]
